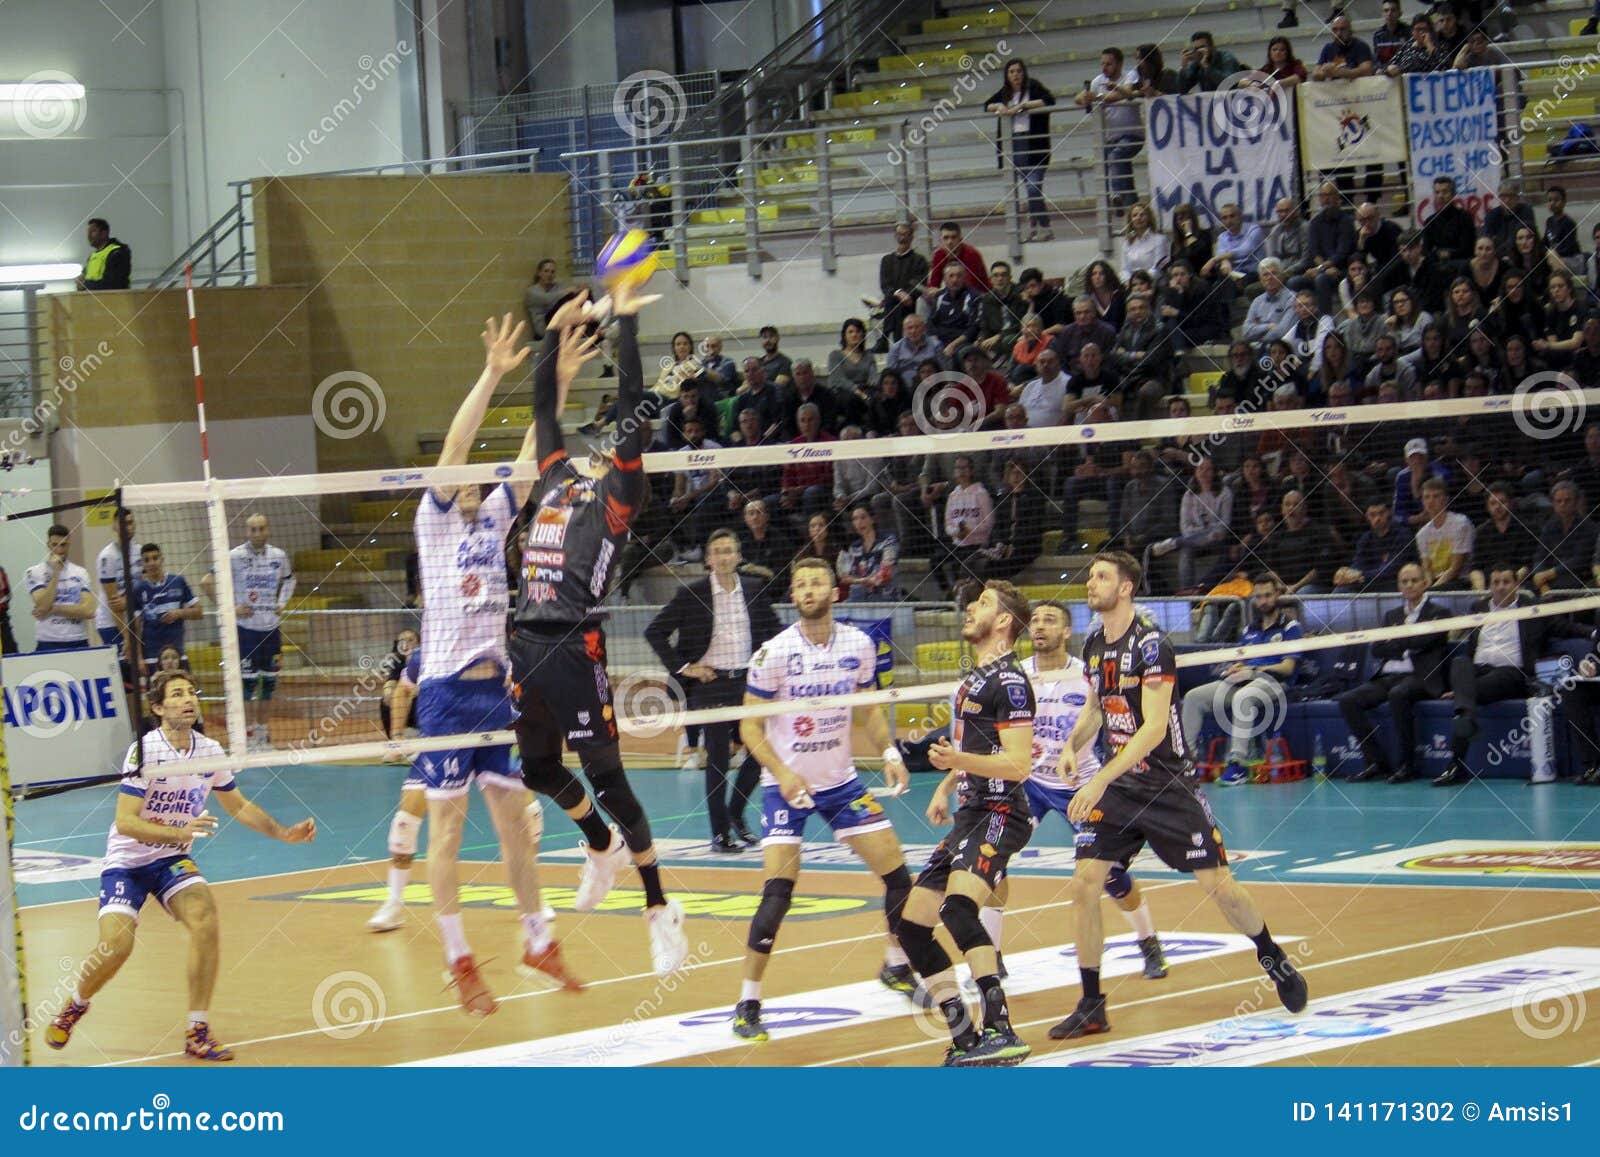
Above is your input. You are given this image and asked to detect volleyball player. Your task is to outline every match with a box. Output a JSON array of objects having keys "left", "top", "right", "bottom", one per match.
[
  {"left": 202, "top": 514, "right": 295, "bottom": 750},
  {"left": 510, "top": 284, "right": 689, "bottom": 977},
  {"left": 94, "top": 506, "right": 140, "bottom": 654},
  {"left": 1049, "top": 552, "right": 1307, "bottom": 1040},
  {"left": 900, "top": 580, "right": 1036, "bottom": 1067},
  {"left": 728, "top": 556, "right": 914, "bottom": 1042},
  {"left": 406, "top": 313, "right": 582, "bottom": 1013},
  {"left": 46, "top": 669, "right": 316, "bottom": 1060}
]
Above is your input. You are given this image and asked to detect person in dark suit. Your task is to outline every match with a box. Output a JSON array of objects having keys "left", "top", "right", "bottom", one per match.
[
  {"left": 645, "top": 528, "right": 783, "bottom": 851},
  {"left": 1337, "top": 563, "right": 1452, "bottom": 782},
  {"left": 1436, "top": 565, "right": 1585, "bottom": 787}
]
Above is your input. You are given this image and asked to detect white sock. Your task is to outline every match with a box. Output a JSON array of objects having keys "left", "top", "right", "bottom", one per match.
[
  {"left": 740, "top": 978, "right": 762, "bottom": 1002},
  {"left": 187, "top": 1010, "right": 207, "bottom": 1029},
  {"left": 980, "top": 905, "right": 1004, "bottom": 949},
  {"left": 387, "top": 866, "right": 409, "bottom": 905},
  {"left": 1122, "top": 900, "right": 1156, "bottom": 941},
  {"left": 884, "top": 944, "right": 909, "bottom": 968},
  {"left": 521, "top": 911, "right": 552, "bottom": 954},
  {"left": 73, "top": 988, "right": 85, "bottom": 1006},
  {"left": 437, "top": 913, "right": 471, "bottom": 963}
]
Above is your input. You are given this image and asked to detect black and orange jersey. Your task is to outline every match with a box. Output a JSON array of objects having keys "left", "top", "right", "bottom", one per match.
[
  {"left": 1082, "top": 613, "right": 1195, "bottom": 792},
  {"left": 950, "top": 650, "right": 1034, "bottom": 810}
]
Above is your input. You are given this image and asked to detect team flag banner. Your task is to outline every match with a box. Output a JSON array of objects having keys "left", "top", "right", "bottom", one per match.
[
  {"left": 1145, "top": 84, "right": 1299, "bottom": 226},
  {"left": 1407, "top": 67, "right": 1503, "bottom": 226},
  {"left": 1298, "top": 75, "right": 1408, "bottom": 169},
  {"left": 837, "top": 615, "right": 893, "bottom": 686}
]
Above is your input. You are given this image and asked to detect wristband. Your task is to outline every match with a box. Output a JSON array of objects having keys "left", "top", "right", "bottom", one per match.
[{"left": 883, "top": 745, "right": 903, "bottom": 765}]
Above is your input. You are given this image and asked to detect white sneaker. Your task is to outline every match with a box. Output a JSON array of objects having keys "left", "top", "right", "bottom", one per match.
[
  {"left": 646, "top": 898, "right": 688, "bottom": 975},
  {"left": 573, "top": 825, "right": 629, "bottom": 912},
  {"left": 368, "top": 899, "right": 405, "bottom": 932}
]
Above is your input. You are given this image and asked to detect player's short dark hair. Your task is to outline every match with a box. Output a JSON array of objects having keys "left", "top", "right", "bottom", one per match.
[
  {"left": 47, "top": 523, "right": 69, "bottom": 539},
  {"left": 1092, "top": 550, "right": 1143, "bottom": 593},
  {"left": 88, "top": 217, "right": 110, "bottom": 231},
  {"left": 759, "top": 325, "right": 779, "bottom": 338},
  {"left": 705, "top": 527, "right": 739, "bottom": 552},
  {"left": 792, "top": 555, "right": 836, "bottom": 583},
  {"left": 1489, "top": 561, "right": 1519, "bottom": 578},
  {"left": 140, "top": 542, "right": 161, "bottom": 557},
  {"left": 985, "top": 580, "right": 1032, "bottom": 643},
  {"left": 1018, "top": 266, "right": 1043, "bottom": 285},
  {"left": 149, "top": 669, "right": 195, "bottom": 706},
  {"left": 1032, "top": 598, "right": 1071, "bottom": 622},
  {"left": 1252, "top": 571, "right": 1284, "bottom": 590}
]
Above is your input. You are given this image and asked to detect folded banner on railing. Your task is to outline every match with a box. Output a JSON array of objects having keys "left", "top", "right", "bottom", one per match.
[
  {"left": 1298, "top": 75, "right": 1408, "bottom": 169},
  {"left": 1145, "top": 85, "right": 1299, "bottom": 225},
  {"left": 1407, "top": 66, "right": 1502, "bottom": 226}
]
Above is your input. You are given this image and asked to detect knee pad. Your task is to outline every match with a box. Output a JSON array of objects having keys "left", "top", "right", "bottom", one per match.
[
  {"left": 881, "top": 865, "right": 912, "bottom": 936},
  {"left": 746, "top": 877, "right": 794, "bottom": 954},
  {"left": 1104, "top": 865, "right": 1133, "bottom": 901},
  {"left": 581, "top": 747, "right": 652, "bottom": 853},
  {"left": 895, "top": 915, "right": 951, "bottom": 980},
  {"left": 388, "top": 811, "right": 422, "bottom": 858},
  {"left": 940, "top": 894, "right": 991, "bottom": 954},
  {"left": 524, "top": 798, "right": 544, "bottom": 844},
  {"left": 522, "top": 755, "right": 588, "bottom": 812}
]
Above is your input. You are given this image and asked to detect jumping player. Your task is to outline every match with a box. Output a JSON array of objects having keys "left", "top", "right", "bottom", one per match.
[
  {"left": 900, "top": 580, "right": 1036, "bottom": 1067},
  {"left": 46, "top": 670, "right": 316, "bottom": 1060},
  {"left": 730, "top": 556, "right": 914, "bottom": 1042},
  {"left": 510, "top": 284, "right": 689, "bottom": 976},
  {"left": 988, "top": 599, "right": 1167, "bottom": 979},
  {"left": 404, "top": 313, "right": 581, "bottom": 1013},
  {"left": 202, "top": 513, "right": 295, "bottom": 750},
  {"left": 1050, "top": 552, "right": 1307, "bottom": 1039}
]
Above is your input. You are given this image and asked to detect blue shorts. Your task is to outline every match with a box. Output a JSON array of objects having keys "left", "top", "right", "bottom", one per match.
[
  {"left": 99, "top": 854, "right": 205, "bottom": 921},
  {"left": 760, "top": 777, "right": 892, "bottom": 845},
  {"left": 34, "top": 638, "right": 89, "bottom": 653},
  {"left": 1024, "top": 778, "right": 1075, "bottom": 827},
  {"left": 238, "top": 627, "right": 281, "bottom": 681},
  {"left": 415, "top": 675, "right": 517, "bottom": 799}
]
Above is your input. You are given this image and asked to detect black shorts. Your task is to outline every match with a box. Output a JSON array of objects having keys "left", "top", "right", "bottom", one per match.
[
  {"left": 916, "top": 801, "right": 1032, "bottom": 892},
  {"left": 510, "top": 625, "right": 618, "bottom": 754},
  {"left": 1075, "top": 777, "right": 1228, "bottom": 873}
]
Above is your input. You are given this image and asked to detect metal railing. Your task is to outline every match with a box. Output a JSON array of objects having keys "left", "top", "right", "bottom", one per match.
[{"left": 0, "top": 285, "right": 41, "bottom": 424}]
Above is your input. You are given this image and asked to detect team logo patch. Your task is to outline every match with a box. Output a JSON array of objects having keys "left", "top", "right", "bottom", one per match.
[
  {"left": 578, "top": 711, "right": 590, "bottom": 725},
  {"left": 787, "top": 653, "right": 805, "bottom": 678},
  {"left": 1007, "top": 683, "right": 1029, "bottom": 708},
  {"left": 793, "top": 716, "right": 815, "bottom": 737},
  {"left": 838, "top": 656, "right": 860, "bottom": 670},
  {"left": 1140, "top": 634, "right": 1163, "bottom": 667}
]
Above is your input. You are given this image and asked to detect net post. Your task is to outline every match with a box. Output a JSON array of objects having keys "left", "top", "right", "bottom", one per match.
[
  {"left": 0, "top": 623, "right": 28, "bottom": 1067},
  {"left": 115, "top": 486, "right": 147, "bottom": 771},
  {"left": 205, "top": 495, "right": 249, "bottom": 759}
]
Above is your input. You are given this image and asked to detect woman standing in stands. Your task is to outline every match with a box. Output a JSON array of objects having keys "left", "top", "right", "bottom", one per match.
[
  {"left": 1133, "top": 44, "right": 1178, "bottom": 97},
  {"left": 977, "top": 460, "right": 1045, "bottom": 581},
  {"left": 986, "top": 58, "right": 1057, "bottom": 242},
  {"left": 1120, "top": 201, "right": 1168, "bottom": 282}
]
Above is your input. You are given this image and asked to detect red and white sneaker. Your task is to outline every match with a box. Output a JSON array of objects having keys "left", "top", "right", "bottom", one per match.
[
  {"left": 520, "top": 940, "right": 584, "bottom": 991},
  {"left": 445, "top": 954, "right": 498, "bottom": 1016},
  {"left": 184, "top": 1021, "right": 235, "bottom": 1061},
  {"left": 45, "top": 999, "right": 89, "bottom": 1050}
]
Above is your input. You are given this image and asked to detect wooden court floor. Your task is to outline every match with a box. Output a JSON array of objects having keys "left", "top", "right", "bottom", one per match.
[{"left": 21, "top": 859, "right": 1600, "bottom": 1067}]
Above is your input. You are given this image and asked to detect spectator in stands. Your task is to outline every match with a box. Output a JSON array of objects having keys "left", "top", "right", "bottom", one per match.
[
  {"left": 1152, "top": 455, "right": 1234, "bottom": 590},
  {"left": 1393, "top": 437, "right": 1443, "bottom": 527},
  {"left": 1111, "top": 293, "right": 1173, "bottom": 412},
  {"left": 1260, "top": 35, "right": 1306, "bottom": 87},
  {"left": 758, "top": 325, "right": 793, "bottom": 388},
  {"left": 1470, "top": 483, "right": 1532, "bottom": 589},
  {"left": 1274, "top": 290, "right": 1336, "bottom": 377},
  {"left": 975, "top": 459, "right": 1045, "bottom": 582},
  {"left": 378, "top": 628, "right": 420, "bottom": 739},
  {"left": 1451, "top": 25, "right": 1511, "bottom": 73},
  {"left": 1019, "top": 265, "right": 1068, "bottom": 331},
  {"left": 1076, "top": 47, "right": 1144, "bottom": 208},
  {"left": 1018, "top": 348, "right": 1068, "bottom": 427},
  {"left": 1154, "top": 395, "right": 1206, "bottom": 477},
  {"left": 1009, "top": 314, "right": 1047, "bottom": 384},
  {"left": 1133, "top": 43, "right": 1179, "bottom": 96},
  {"left": 1353, "top": 202, "right": 1401, "bottom": 276},
  {"left": 1339, "top": 562, "right": 1453, "bottom": 782},
  {"left": 524, "top": 258, "right": 562, "bottom": 341},
  {"left": 1202, "top": 202, "right": 1265, "bottom": 290},
  {"left": 1532, "top": 480, "right": 1598, "bottom": 593},
  {"left": 885, "top": 410, "right": 930, "bottom": 552},
  {"left": 1050, "top": 296, "right": 1118, "bottom": 375},
  {"left": 1335, "top": 498, "right": 1416, "bottom": 591},
  {"left": 1159, "top": 261, "right": 1230, "bottom": 350},
  {"left": 1466, "top": 237, "right": 1505, "bottom": 305},
  {"left": 1386, "top": 12, "right": 1447, "bottom": 76},
  {"left": 1574, "top": 322, "right": 1600, "bottom": 390},
  {"left": 1302, "top": 182, "right": 1355, "bottom": 315},
  {"left": 1490, "top": 275, "right": 1541, "bottom": 350},
  {"left": 1458, "top": 329, "right": 1503, "bottom": 391},
  {"left": 1340, "top": 290, "right": 1386, "bottom": 373},
  {"left": 1084, "top": 260, "right": 1126, "bottom": 331},
  {"left": 938, "top": 455, "right": 995, "bottom": 592},
  {"left": 1265, "top": 198, "right": 1309, "bottom": 280},
  {"left": 833, "top": 426, "right": 890, "bottom": 520},
  {"left": 886, "top": 312, "right": 945, "bottom": 377},
  {"left": 958, "top": 345, "right": 1012, "bottom": 429},
  {"left": 1436, "top": 565, "right": 1574, "bottom": 787},
  {"left": 1536, "top": 271, "right": 1584, "bottom": 369},
  {"left": 837, "top": 505, "right": 902, "bottom": 602},
  {"left": 1259, "top": 346, "right": 1305, "bottom": 402},
  {"left": 1384, "top": 286, "right": 1432, "bottom": 355},
  {"left": 1115, "top": 449, "right": 1178, "bottom": 561},
  {"left": 1544, "top": 186, "right": 1580, "bottom": 260},
  {"left": 732, "top": 357, "right": 782, "bottom": 435},
  {"left": 1214, "top": 340, "right": 1263, "bottom": 409},
  {"left": 826, "top": 317, "right": 878, "bottom": 399},
  {"left": 1440, "top": 277, "right": 1489, "bottom": 349},
  {"left": 794, "top": 512, "right": 838, "bottom": 573},
  {"left": 780, "top": 359, "right": 836, "bottom": 439},
  {"left": 977, "top": 261, "right": 1027, "bottom": 361},
  {"left": 779, "top": 403, "right": 835, "bottom": 520},
  {"left": 1372, "top": 0, "right": 1409, "bottom": 65},
  {"left": 657, "top": 379, "right": 720, "bottom": 449},
  {"left": 724, "top": 406, "right": 783, "bottom": 514},
  {"left": 864, "top": 368, "right": 912, "bottom": 437},
  {"left": 1064, "top": 343, "right": 1123, "bottom": 420},
  {"left": 1313, "top": 12, "right": 1374, "bottom": 81},
  {"left": 738, "top": 499, "right": 796, "bottom": 588},
  {"left": 984, "top": 402, "right": 1048, "bottom": 487},
  {"left": 927, "top": 220, "right": 989, "bottom": 292},
  {"left": 1422, "top": 176, "right": 1477, "bottom": 265},
  {"left": 1334, "top": 255, "right": 1373, "bottom": 321},
  {"left": 666, "top": 417, "right": 725, "bottom": 564},
  {"left": 77, "top": 218, "right": 130, "bottom": 291},
  {"left": 1502, "top": 330, "right": 1546, "bottom": 389},
  {"left": 1264, "top": 489, "right": 1337, "bottom": 594},
  {"left": 1181, "top": 573, "right": 1301, "bottom": 785},
  {"left": 869, "top": 222, "right": 930, "bottom": 347},
  {"left": 928, "top": 262, "right": 981, "bottom": 363},
  {"left": 1431, "top": 4, "right": 1467, "bottom": 59},
  {"left": 1204, "top": 392, "right": 1249, "bottom": 479},
  {"left": 1168, "top": 203, "right": 1213, "bottom": 272},
  {"left": 1061, "top": 398, "right": 1128, "bottom": 548},
  {"left": 1384, "top": 230, "right": 1448, "bottom": 313},
  {"left": 1364, "top": 334, "right": 1417, "bottom": 396},
  {"left": 986, "top": 58, "right": 1057, "bottom": 240},
  {"left": 1176, "top": 30, "right": 1240, "bottom": 93},
  {"left": 1484, "top": 181, "right": 1537, "bottom": 254},
  {"left": 1314, "top": 333, "right": 1359, "bottom": 400},
  {"left": 1415, "top": 476, "right": 1475, "bottom": 589},
  {"left": 698, "top": 334, "right": 740, "bottom": 398},
  {"left": 1401, "top": 324, "right": 1454, "bottom": 392},
  {"left": 1120, "top": 201, "right": 1169, "bottom": 282}
]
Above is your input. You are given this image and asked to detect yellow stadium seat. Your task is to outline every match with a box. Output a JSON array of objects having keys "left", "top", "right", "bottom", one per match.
[
  {"left": 1189, "top": 370, "right": 1223, "bottom": 393},
  {"left": 351, "top": 499, "right": 419, "bottom": 523},
  {"left": 1042, "top": 529, "right": 1064, "bottom": 555},
  {"left": 914, "top": 640, "right": 967, "bottom": 674}
]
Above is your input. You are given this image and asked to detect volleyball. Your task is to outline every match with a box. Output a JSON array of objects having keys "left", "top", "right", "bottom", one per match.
[{"left": 595, "top": 229, "right": 658, "bottom": 289}]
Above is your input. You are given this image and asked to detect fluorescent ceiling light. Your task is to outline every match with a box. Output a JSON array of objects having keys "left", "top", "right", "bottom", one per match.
[
  {"left": 0, "top": 83, "right": 86, "bottom": 100},
  {"left": 0, "top": 263, "right": 82, "bottom": 283}
]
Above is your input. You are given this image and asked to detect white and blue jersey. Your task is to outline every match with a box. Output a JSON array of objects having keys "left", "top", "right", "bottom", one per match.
[
  {"left": 228, "top": 542, "right": 295, "bottom": 633},
  {"left": 745, "top": 621, "right": 878, "bottom": 794},
  {"left": 95, "top": 538, "right": 143, "bottom": 633},
  {"left": 1022, "top": 654, "right": 1101, "bottom": 824},
  {"left": 24, "top": 559, "right": 94, "bottom": 646}
]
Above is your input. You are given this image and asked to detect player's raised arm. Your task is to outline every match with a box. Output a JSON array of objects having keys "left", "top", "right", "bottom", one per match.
[
  {"left": 532, "top": 291, "right": 591, "bottom": 471},
  {"left": 433, "top": 313, "right": 531, "bottom": 503},
  {"left": 608, "top": 279, "right": 659, "bottom": 467}
]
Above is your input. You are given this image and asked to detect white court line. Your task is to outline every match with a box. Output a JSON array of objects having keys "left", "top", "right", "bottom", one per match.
[
  {"left": 814, "top": 904, "right": 1600, "bottom": 1066},
  {"left": 16, "top": 834, "right": 106, "bottom": 847},
  {"left": 19, "top": 860, "right": 393, "bottom": 910},
  {"left": 92, "top": 880, "right": 1187, "bottom": 1066}
]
